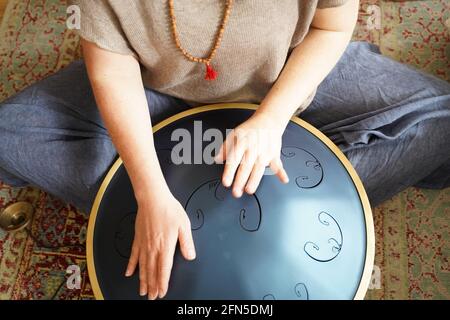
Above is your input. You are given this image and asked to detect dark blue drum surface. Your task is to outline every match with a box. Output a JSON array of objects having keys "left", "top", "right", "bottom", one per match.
[{"left": 87, "top": 104, "right": 374, "bottom": 300}]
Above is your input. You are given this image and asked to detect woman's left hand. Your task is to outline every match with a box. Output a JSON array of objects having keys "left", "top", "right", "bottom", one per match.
[{"left": 215, "top": 112, "right": 289, "bottom": 197}]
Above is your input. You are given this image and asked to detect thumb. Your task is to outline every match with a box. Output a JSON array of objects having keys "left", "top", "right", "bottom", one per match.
[{"left": 178, "top": 221, "right": 196, "bottom": 261}]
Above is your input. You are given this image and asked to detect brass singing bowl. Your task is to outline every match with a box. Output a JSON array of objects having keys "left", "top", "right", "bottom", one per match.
[{"left": 0, "top": 202, "right": 34, "bottom": 232}]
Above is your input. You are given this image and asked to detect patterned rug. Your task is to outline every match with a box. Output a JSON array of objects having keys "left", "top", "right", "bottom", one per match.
[{"left": 0, "top": 0, "right": 449, "bottom": 300}]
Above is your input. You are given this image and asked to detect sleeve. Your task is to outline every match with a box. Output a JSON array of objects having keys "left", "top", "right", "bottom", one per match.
[
  {"left": 69, "top": 0, "right": 135, "bottom": 56},
  {"left": 317, "top": 0, "right": 349, "bottom": 9}
]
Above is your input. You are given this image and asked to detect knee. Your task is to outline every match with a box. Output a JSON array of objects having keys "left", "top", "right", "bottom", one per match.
[
  {"left": 0, "top": 102, "right": 16, "bottom": 143},
  {"left": 419, "top": 71, "right": 450, "bottom": 105},
  {"left": 0, "top": 101, "right": 25, "bottom": 147},
  {"left": 0, "top": 104, "right": 29, "bottom": 186},
  {"left": 0, "top": 90, "right": 33, "bottom": 128},
  {"left": 0, "top": 105, "right": 20, "bottom": 171},
  {"left": 0, "top": 167, "right": 28, "bottom": 188},
  {"left": 411, "top": 77, "right": 450, "bottom": 117}
]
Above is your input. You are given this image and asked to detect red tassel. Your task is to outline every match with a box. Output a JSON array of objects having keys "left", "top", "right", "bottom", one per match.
[{"left": 205, "top": 63, "right": 218, "bottom": 80}]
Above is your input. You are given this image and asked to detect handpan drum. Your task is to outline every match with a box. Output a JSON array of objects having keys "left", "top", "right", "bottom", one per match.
[{"left": 87, "top": 103, "right": 375, "bottom": 300}]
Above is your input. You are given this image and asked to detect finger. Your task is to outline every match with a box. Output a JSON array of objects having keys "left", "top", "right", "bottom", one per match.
[
  {"left": 147, "top": 252, "right": 159, "bottom": 300},
  {"left": 222, "top": 137, "right": 246, "bottom": 187},
  {"left": 214, "top": 140, "right": 226, "bottom": 164},
  {"left": 158, "top": 236, "right": 177, "bottom": 299},
  {"left": 178, "top": 220, "right": 196, "bottom": 261},
  {"left": 270, "top": 158, "right": 289, "bottom": 183},
  {"left": 245, "top": 161, "right": 267, "bottom": 194},
  {"left": 139, "top": 253, "right": 148, "bottom": 297},
  {"left": 125, "top": 241, "right": 139, "bottom": 277},
  {"left": 232, "top": 150, "right": 256, "bottom": 198},
  {"left": 214, "top": 130, "right": 234, "bottom": 164}
]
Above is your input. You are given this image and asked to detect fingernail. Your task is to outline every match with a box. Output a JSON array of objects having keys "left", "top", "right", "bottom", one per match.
[
  {"left": 140, "top": 290, "right": 147, "bottom": 296},
  {"left": 125, "top": 270, "right": 131, "bottom": 277},
  {"left": 189, "top": 249, "right": 196, "bottom": 260}
]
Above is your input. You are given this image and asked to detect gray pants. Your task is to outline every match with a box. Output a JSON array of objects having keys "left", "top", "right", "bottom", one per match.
[{"left": 0, "top": 42, "right": 449, "bottom": 213}]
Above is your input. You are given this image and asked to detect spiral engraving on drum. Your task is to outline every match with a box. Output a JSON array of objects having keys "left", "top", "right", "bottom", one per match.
[
  {"left": 294, "top": 283, "right": 309, "bottom": 300},
  {"left": 114, "top": 212, "right": 137, "bottom": 259},
  {"left": 239, "top": 208, "right": 261, "bottom": 232},
  {"left": 304, "top": 212, "right": 343, "bottom": 262},
  {"left": 281, "top": 147, "right": 323, "bottom": 189},
  {"left": 262, "top": 283, "right": 309, "bottom": 300},
  {"left": 214, "top": 181, "right": 227, "bottom": 201},
  {"left": 185, "top": 179, "right": 262, "bottom": 232},
  {"left": 191, "top": 209, "right": 204, "bottom": 230}
]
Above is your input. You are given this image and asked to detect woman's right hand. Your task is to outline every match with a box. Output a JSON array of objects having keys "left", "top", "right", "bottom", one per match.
[{"left": 125, "top": 191, "right": 196, "bottom": 300}]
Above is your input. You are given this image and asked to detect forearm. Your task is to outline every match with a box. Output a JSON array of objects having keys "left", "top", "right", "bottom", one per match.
[
  {"left": 256, "top": 1, "right": 359, "bottom": 128},
  {"left": 257, "top": 28, "right": 352, "bottom": 126},
  {"left": 82, "top": 40, "right": 169, "bottom": 203}
]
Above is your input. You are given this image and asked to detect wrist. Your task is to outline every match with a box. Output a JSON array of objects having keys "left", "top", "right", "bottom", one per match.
[
  {"left": 133, "top": 175, "right": 172, "bottom": 205},
  {"left": 135, "top": 187, "right": 173, "bottom": 208},
  {"left": 253, "top": 106, "right": 289, "bottom": 133}
]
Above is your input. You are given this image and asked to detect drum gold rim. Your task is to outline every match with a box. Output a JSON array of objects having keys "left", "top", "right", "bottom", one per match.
[{"left": 87, "top": 103, "right": 375, "bottom": 300}]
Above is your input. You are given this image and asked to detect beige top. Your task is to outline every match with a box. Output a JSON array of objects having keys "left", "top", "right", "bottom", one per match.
[{"left": 71, "top": 0, "right": 347, "bottom": 112}]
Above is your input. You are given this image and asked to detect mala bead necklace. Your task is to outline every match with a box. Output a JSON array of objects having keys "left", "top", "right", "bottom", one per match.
[{"left": 169, "top": 0, "right": 234, "bottom": 80}]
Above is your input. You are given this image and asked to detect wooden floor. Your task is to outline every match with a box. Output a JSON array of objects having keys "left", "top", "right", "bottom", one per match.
[{"left": 0, "top": 0, "right": 8, "bottom": 24}]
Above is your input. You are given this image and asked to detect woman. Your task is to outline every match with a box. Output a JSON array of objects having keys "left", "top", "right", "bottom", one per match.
[{"left": 0, "top": 0, "right": 449, "bottom": 300}]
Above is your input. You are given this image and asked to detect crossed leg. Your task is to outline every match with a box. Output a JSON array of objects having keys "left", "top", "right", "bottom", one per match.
[{"left": 301, "top": 42, "right": 450, "bottom": 206}]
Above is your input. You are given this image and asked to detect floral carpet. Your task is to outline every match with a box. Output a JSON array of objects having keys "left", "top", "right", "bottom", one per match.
[{"left": 0, "top": 0, "right": 449, "bottom": 300}]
